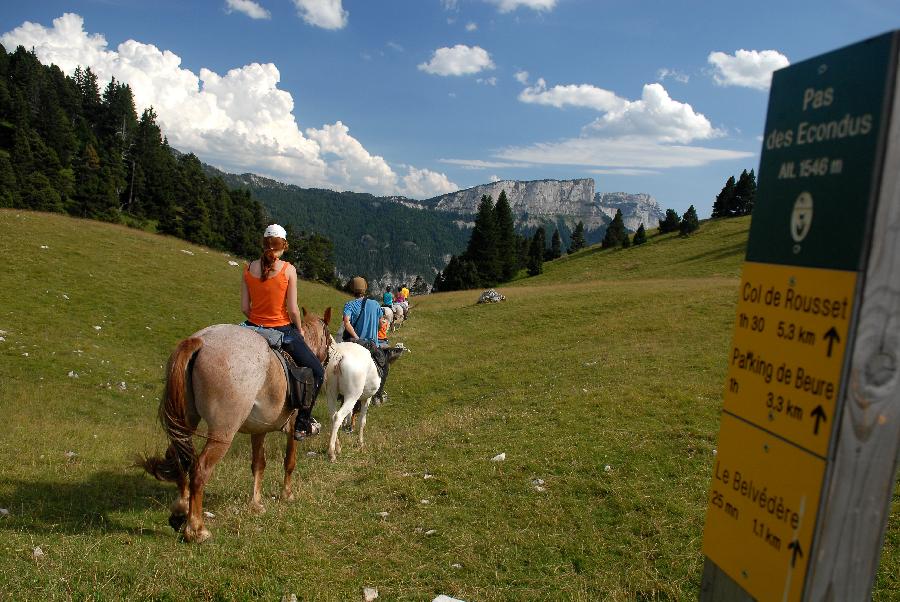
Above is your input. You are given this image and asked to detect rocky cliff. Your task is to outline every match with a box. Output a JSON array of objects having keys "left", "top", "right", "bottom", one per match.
[
  {"left": 596, "top": 192, "right": 665, "bottom": 232},
  {"left": 421, "top": 179, "right": 664, "bottom": 240}
]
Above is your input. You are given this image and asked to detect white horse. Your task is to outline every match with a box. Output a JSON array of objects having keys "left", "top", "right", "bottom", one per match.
[{"left": 323, "top": 342, "right": 405, "bottom": 462}]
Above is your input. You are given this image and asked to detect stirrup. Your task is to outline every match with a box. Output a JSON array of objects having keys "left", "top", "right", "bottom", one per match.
[{"left": 293, "top": 417, "right": 321, "bottom": 440}]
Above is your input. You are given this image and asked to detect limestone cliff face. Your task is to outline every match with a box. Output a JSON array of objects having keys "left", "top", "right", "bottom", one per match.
[
  {"left": 596, "top": 192, "right": 665, "bottom": 232},
  {"left": 426, "top": 178, "right": 596, "bottom": 217},
  {"left": 422, "top": 179, "right": 663, "bottom": 238}
]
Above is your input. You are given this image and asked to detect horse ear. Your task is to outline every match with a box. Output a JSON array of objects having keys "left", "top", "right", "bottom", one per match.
[
  {"left": 301, "top": 306, "right": 307, "bottom": 317},
  {"left": 323, "top": 307, "right": 332, "bottom": 325}
]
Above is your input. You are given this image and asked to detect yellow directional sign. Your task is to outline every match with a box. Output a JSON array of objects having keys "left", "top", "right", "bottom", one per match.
[
  {"left": 703, "top": 413, "right": 825, "bottom": 602},
  {"left": 723, "top": 261, "right": 857, "bottom": 457}
]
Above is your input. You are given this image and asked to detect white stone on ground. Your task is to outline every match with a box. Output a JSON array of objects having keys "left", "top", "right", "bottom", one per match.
[
  {"left": 306, "top": 451, "right": 318, "bottom": 457},
  {"left": 228, "top": 260, "right": 239, "bottom": 266},
  {"left": 604, "top": 465, "right": 612, "bottom": 472},
  {"left": 376, "top": 511, "right": 389, "bottom": 518},
  {"left": 0, "top": 508, "right": 9, "bottom": 516},
  {"left": 363, "top": 587, "right": 378, "bottom": 601},
  {"left": 490, "top": 452, "right": 506, "bottom": 462},
  {"left": 477, "top": 289, "right": 506, "bottom": 304},
  {"left": 423, "top": 473, "right": 433, "bottom": 480},
  {"left": 33, "top": 546, "right": 44, "bottom": 559},
  {"left": 204, "top": 511, "right": 215, "bottom": 518},
  {"left": 535, "top": 485, "right": 546, "bottom": 492},
  {"left": 64, "top": 451, "right": 77, "bottom": 460},
  {"left": 67, "top": 371, "right": 78, "bottom": 378},
  {"left": 420, "top": 499, "right": 430, "bottom": 505},
  {"left": 532, "top": 478, "right": 544, "bottom": 486},
  {"left": 425, "top": 529, "right": 437, "bottom": 536},
  {"left": 451, "top": 563, "right": 462, "bottom": 569},
  {"left": 93, "top": 326, "right": 101, "bottom": 331},
  {"left": 280, "top": 595, "right": 297, "bottom": 602},
  {"left": 433, "top": 596, "right": 465, "bottom": 602},
  {"left": 118, "top": 382, "right": 127, "bottom": 390}
]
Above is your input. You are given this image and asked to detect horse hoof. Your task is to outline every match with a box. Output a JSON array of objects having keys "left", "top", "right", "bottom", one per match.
[
  {"left": 281, "top": 490, "right": 295, "bottom": 502},
  {"left": 168, "top": 513, "right": 187, "bottom": 532},
  {"left": 184, "top": 526, "right": 212, "bottom": 544},
  {"left": 249, "top": 502, "right": 266, "bottom": 515}
]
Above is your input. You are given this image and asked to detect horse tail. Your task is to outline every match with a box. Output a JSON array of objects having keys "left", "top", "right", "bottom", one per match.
[{"left": 141, "top": 337, "right": 203, "bottom": 482}]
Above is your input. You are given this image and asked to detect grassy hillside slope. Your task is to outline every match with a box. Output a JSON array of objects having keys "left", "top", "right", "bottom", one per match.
[{"left": 0, "top": 210, "right": 895, "bottom": 601}]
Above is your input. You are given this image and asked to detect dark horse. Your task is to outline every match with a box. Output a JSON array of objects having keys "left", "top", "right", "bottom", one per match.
[{"left": 141, "top": 308, "right": 332, "bottom": 543}]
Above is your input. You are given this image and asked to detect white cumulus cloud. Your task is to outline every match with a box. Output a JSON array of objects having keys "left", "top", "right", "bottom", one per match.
[
  {"left": 514, "top": 70, "right": 529, "bottom": 84},
  {"left": 585, "top": 83, "right": 721, "bottom": 143},
  {"left": 708, "top": 49, "right": 789, "bottom": 90},
  {"left": 0, "top": 13, "right": 456, "bottom": 198},
  {"left": 419, "top": 45, "right": 494, "bottom": 76},
  {"left": 487, "top": 0, "right": 557, "bottom": 13},
  {"left": 225, "top": 0, "right": 271, "bottom": 19},
  {"left": 292, "top": 0, "right": 348, "bottom": 30},
  {"left": 465, "top": 22, "right": 478, "bottom": 32},
  {"left": 459, "top": 73, "right": 747, "bottom": 171},
  {"left": 519, "top": 78, "right": 626, "bottom": 112}
]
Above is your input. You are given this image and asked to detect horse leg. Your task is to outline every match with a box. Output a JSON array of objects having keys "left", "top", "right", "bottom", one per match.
[
  {"left": 168, "top": 466, "right": 190, "bottom": 532},
  {"left": 281, "top": 421, "right": 298, "bottom": 501},
  {"left": 328, "top": 398, "right": 356, "bottom": 462},
  {"left": 357, "top": 398, "right": 371, "bottom": 450},
  {"left": 249, "top": 433, "right": 267, "bottom": 514},
  {"left": 184, "top": 437, "right": 231, "bottom": 543}
]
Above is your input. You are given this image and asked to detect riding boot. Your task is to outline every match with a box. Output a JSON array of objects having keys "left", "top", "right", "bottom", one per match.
[{"left": 293, "top": 379, "right": 322, "bottom": 441}]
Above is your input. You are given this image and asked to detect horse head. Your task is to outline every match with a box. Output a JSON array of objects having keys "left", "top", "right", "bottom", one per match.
[{"left": 300, "top": 307, "right": 333, "bottom": 364}]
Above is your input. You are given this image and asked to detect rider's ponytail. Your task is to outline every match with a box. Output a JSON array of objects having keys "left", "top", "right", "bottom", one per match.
[{"left": 260, "top": 236, "right": 288, "bottom": 281}]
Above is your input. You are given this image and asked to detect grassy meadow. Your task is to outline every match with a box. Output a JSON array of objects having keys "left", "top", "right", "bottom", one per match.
[{"left": 0, "top": 209, "right": 896, "bottom": 601}]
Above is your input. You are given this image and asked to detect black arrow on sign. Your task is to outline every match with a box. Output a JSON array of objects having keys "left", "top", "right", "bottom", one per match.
[
  {"left": 789, "top": 540, "right": 804, "bottom": 568},
  {"left": 811, "top": 405, "right": 827, "bottom": 435},
  {"left": 823, "top": 326, "right": 841, "bottom": 357}
]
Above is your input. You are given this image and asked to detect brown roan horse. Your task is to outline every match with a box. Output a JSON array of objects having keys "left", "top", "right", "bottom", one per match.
[{"left": 141, "top": 308, "right": 332, "bottom": 543}]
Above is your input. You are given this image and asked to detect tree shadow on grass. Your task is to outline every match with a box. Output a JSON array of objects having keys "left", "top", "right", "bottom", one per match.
[
  {"left": 0, "top": 470, "right": 193, "bottom": 536},
  {"left": 677, "top": 240, "right": 748, "bottom": 265}
]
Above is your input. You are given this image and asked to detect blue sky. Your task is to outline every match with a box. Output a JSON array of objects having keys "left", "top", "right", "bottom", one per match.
[{"left": 3, "top": 1, "right": 899, "bottom": 215}]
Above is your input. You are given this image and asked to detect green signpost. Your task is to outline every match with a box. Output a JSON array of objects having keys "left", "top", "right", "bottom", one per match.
[{"left": 701, "top": 31, "right": 900, "bottom": 601}]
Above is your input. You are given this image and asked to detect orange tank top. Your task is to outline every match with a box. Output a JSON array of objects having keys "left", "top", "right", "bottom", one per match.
[{"left": 244, "top": 261, "right": 291, "bottom": 327}]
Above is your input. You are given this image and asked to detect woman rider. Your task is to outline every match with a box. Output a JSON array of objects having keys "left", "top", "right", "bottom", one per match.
[{"left": 240, "top": 224, "right": 323, "bottom": 440}]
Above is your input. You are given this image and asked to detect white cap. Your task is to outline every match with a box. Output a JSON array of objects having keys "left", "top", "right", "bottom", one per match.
[{"left": 264, "top": 224, "right": 287, "bottom": 239}]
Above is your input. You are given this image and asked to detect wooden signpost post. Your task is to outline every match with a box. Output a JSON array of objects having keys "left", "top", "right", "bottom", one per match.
[{"left": 700, "top": 32, "right": 900, "bottom": 601}]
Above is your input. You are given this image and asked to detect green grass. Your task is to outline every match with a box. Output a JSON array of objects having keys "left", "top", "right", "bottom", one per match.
[{"left": 0, "top": 209, "right": 896, "bottom": 601}]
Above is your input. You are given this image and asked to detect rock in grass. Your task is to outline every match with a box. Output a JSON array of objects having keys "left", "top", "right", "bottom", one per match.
[
  {"left": 534, "top": 485, "right": 546, "bottom": 492},
  {"left": 0, "top": 508, "right": 9, "bottom": 517},
  {"left": 32, "top": 546, "right": 44, "bottom": 559},
  {"left": 376, "top": 511, "right": 389, "bottom": 518},
  {"left": 204, "top": 511, "right": 215, "bottom": 519},
  {"left": 425, "top": 529, "right": 437, "bottom": 536},
  {"left": 451, "top": 563, "right": 462, "bottom": 569},
  {"left": 67, "top": 371, "right": 78, "bottom": 378},
  {"left": 490, "top": 452, "right": 506, "bottom": 462},
  {"left": 477, "top": 289, "right": 506, "bottom": 304},
  {"left": 280, "top": 595, "right": 297, "bottom": 602},
  {"left": 64, "top": 451, "right": 77, "bottom": 460},
  {"left": 604, "top": 465, "right": 612, "bottom": 472},
  {"left": 433, "top": 596, "right": 465, "bottom": 602},
  {"left": 363, "top": 587, "right": 378, "bottom": 601}
]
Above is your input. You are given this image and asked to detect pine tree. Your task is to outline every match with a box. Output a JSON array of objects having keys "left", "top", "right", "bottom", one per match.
[
  {"left": 621, "top": 233, "right": 631, "bottom": 248},
  {"left": 732, "top": 169, "right": 756, "bottom": 216},
  {"left": 550, "top": 228, "right": 562, "bottom": 259},
  {"left": 464, "top": 194, "right": 500, "bottom": 286},
  {"left": 602, "top": 209, "right": 626, "bottom": 248},
  {"left": 658, "top": 209, "right": 681, "bottom": 234},
  {"left": 527, "top": 228, "right": 545, "bottom": 276},
  {"left": 492, "top": 190, "right": 517, "bottom": 281},
  {"left": 680, "top": 205, "right": 700, "bottom": 235},
  {"left": 568, "top": 221, "right": 586, "bottom": 253},
  {"left": 632, "top": 223, "right": 647, "bottom": 245},
  {"left": 712, "top": 175, "right": 736, "bottom": 218}
]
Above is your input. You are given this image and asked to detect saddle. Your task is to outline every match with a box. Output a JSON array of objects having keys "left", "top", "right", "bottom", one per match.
[
  {"left": 272, "top": 349, "right": 316, "bottom": 412},
  {"left": 240, "top": 322, "right": 315, "bottom": 412}
]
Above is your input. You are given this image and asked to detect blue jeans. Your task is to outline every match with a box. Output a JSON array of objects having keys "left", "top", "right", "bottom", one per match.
[{"left": 271, "top": 325, "right": 324, "bottom": 392}]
